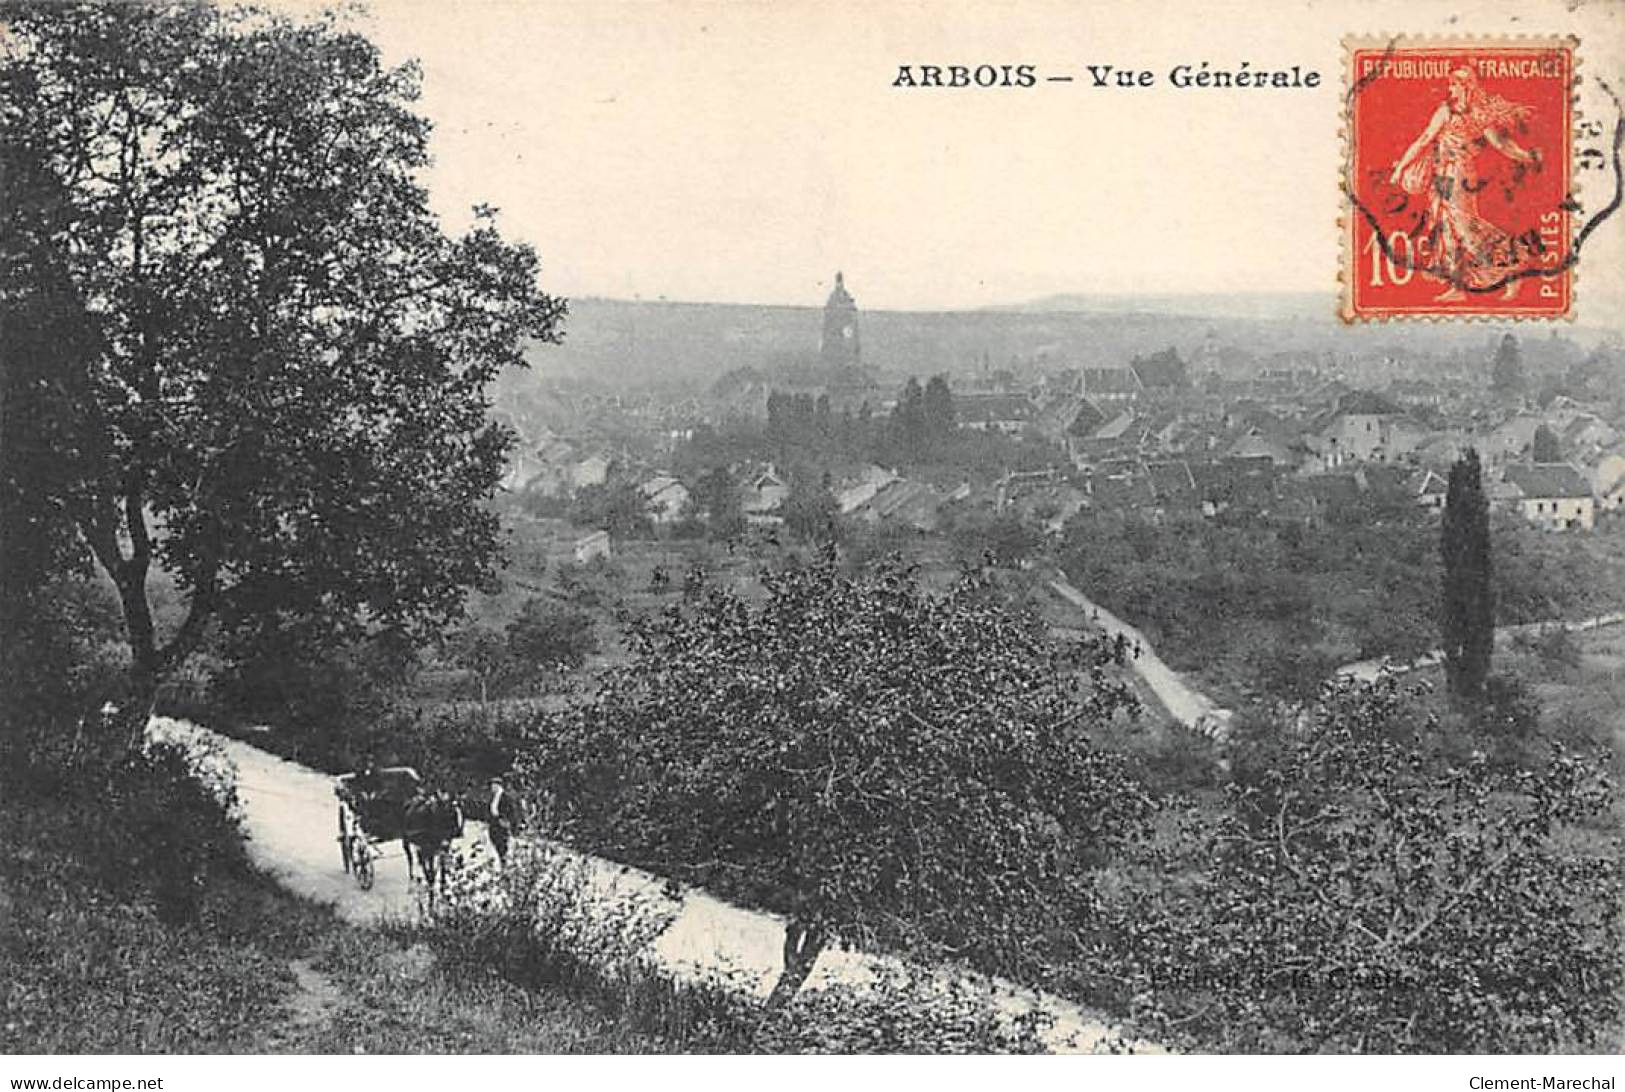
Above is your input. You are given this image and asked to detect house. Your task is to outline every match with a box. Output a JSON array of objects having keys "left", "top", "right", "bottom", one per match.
[
  {"left": 1225, "top": 428, "right": 1295, "bottom": 466},
  {"left": 1093, "top": 409, "right": 1138, "bottom": 443},
  {"left": 1408, "top": 468, "right": 1449, "bottom": 512},
  {"left": 1302, "top": 391, "right": 1423, "bottom": 468},
  {"left": 639, "top": 476, "right": 690, "bottom": 524},
  {"left": 956, "top": 392, "right": 1034, "bottom": 434},
  {"left": 1482, "top": 414, "right": 1545, "bottom": 462},
  {"left": 570, "top": 454, "right": 612, "bottom": 492},
  {"left": 1384, "top": 417, "right": 1427, "bottom": 460},
  {"left": 1030, "top": 394, "right": 1104, "bottom": 446},
  {"left": 1141, "top": 408, "right": 1185, "bottom": 451},
  {"left": 508, "top": 437, "right": 577, "bottom": 495},
  {"left": 1502, "top": 463, "right": 1595, "bottom": 531},
  {"left": 742, "top": 466, "right": 790, "bottom": 524},
  {"left": 849, "top": 479, "right": 944, "bottom": 532},
  {"left": 572, "top": 530, "right": 612, "bottom": 565},
  {"left": 1066, "top": 409, "right": 1141, "bottom": 466},
  {"left": 1064, "top": 398, "right": 1108, "bottom": 440},
  {"left": 835, "top": 465, "right": 899, "bottom": 514},
  {"left": 1414, "top": 432, "right": 1468, "bottom": 471},
  {"left": 1601, "top": 477, "right": 1625, "bottom": 516},
  {"left": 1081, "top": 366, "right": 1144, "bottom": 404},
  {"left": 1563, "top": 414, "right": 1619, "bottom": 461},
  {"left": 1592, "top": 452, "right": 1625, "bottom": 512}
]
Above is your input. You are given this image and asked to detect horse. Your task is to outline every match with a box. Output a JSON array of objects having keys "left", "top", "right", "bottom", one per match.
[{"left": 402, "top": 789, "right": 465, "bottom": 896}]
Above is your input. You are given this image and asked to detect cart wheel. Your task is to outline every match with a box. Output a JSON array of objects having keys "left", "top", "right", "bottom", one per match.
[{"left": 354, "top": 839, "right": 374, "bottom": 891}]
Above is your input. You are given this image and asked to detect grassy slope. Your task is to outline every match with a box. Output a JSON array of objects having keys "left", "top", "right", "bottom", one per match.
[{"left": 0, "top": 790, "right": 663, "bottom": 1054}]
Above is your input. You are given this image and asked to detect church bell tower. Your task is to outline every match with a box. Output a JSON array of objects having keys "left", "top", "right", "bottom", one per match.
[{"left": 820, "top": 271, "right": 860, "bottom": 368}]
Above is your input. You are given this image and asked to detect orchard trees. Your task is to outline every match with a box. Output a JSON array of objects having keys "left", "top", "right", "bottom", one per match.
[
  {"left": 1104, "top": 680, "right": 1620, "bottom": 1052},
  {"left": 1, "top": 4, "right": 564, "bottom": 734},
  {"left": 523, "top": 553, "right": 1151, "bottom": 1005}
]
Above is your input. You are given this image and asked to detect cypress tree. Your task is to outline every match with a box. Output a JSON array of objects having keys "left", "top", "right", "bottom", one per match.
[
  {"left": 923, "top": 374, "right": 956, "bottom": 444},
  {"left": 1491, "top": 333, "right": 1526, "bottom": 395},
  {"left": 1441, "top": 448, "right": 1494, "bottom": 701}
]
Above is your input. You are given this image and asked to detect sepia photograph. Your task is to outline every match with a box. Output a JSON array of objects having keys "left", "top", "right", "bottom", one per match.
[{"left": 2, "top": 0, "right": 1625, "bottom": 1075}]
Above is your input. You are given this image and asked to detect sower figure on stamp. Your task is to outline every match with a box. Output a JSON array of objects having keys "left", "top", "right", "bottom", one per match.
[
  {"left": 487, "top": 775, "right": 524, "bottom": 867},
  {"left": 1389, "top": 66, "right": 1541, "bottom": 302}
]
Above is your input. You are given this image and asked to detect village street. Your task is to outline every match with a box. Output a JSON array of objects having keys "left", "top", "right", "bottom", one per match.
[{"left": 214, "top": 730, "right": 1154, "bottom": 1054}]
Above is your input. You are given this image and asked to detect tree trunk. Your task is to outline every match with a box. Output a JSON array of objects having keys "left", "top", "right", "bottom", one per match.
[
  {"left": 764, "top": 917, "right": 827, "bottom": 1009},
  {"left": 113, "top": 563, "right": 161, "bottom": 749},
  {"left": 121, "top": 653, "right": 161, "bottom": 749}
]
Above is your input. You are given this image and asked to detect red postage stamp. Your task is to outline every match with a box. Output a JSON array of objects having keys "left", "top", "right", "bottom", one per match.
[{"left": 1341, "top": 37, "right": 1575, "bottom": 321}]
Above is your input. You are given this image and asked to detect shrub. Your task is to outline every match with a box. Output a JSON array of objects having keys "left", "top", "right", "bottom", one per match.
[
  {"left": 1527, "top": 626, "right": 1582, "bottom": 672},
  {"left": 0, "top": 730, "right": 247, "bottom": 926},
  {"left": 144, "top": 715, "right": 242, "bottom": 821},
  {"left": 506, "top": 597, "right": 597, "bottom": 673},
  {"left": 419, "top": 840, "right": 679, "bottom": 993},
  {"left": 755, "top": 966, "right": 1052, "bottom": 1054}
]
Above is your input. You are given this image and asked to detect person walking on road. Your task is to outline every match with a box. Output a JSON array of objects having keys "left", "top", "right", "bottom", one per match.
[{"left": 487, "top": 775, "right": 523, "bottom": 868}]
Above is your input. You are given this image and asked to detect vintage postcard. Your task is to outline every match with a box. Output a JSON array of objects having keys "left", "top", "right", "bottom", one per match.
[{"left": 3, "top": 0, "right": 1624, "bottom": 1080}]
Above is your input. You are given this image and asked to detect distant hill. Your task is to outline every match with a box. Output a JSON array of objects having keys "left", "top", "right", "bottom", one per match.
[
  {"left": 516, "top": 296, "right": 1261, "bottom": 393},
  {"left": 995, "top": 292, "right": 1332, "bottom": 322},
  {"left": 509, "top": 294, "right": 1614, "bottom": 395}
]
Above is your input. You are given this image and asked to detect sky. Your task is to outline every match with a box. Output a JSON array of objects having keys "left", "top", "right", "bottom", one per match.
[{"left": 305, "top": 0, "right": 1625, "bottom": 317}]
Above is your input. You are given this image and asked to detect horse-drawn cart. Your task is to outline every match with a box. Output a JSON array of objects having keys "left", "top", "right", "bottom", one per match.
[{"left": 335, "top": 766, "right": 423, "bottom": 890}]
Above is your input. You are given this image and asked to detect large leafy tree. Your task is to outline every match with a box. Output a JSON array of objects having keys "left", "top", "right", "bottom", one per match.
[
  {"left": 1441, "top": 449, "right": 1494, "bottom": 702},
  {"left": 1, "top": 3, "right": 564, "bottom": 733},
  {"left": 1104, "top": 680, "right": 1620, "bottom": 1052},
  {"left": 523, "top": 554, "right": 1152, "bottom": 1005}
]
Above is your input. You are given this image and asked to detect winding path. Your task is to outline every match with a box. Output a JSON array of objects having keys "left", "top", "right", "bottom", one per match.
[
  {"left": 215, "top": 730, "right": 1155, "bottom": 1054},
  {"left": 1049, "top": 572, "right": 1625, "bottom": 733},
  {"left": 1334, "top": 611, "right": 1625, "bottom": 683},
  {"left": 1047, "top": 575, "right": 1232, "bottom": 739}
]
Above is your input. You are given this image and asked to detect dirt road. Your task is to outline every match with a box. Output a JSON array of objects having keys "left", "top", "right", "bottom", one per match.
[
  {"left": 1047, "top": 575, "right": 1231, "bottom": 738},
  {"left": 215, "top": 731, "right": 1150, "bottom": 1053},
  {"left": 1334, "top": 611, "right": 1625, "bottom": 683}
]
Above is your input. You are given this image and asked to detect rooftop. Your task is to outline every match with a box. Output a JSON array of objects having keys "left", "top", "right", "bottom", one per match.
[{"left": 1503, "top": 463, "right": 1593, "bottom": 499}]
